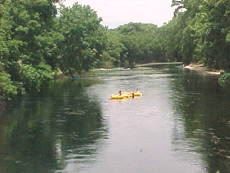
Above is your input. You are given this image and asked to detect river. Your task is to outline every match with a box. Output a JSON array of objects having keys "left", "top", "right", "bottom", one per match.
[{"left": 0, "top": 65, "right": 229, "bottom": 173}]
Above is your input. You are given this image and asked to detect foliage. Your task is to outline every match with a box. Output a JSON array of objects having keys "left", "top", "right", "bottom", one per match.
[
  {"left": 115, "top": 22, "right": 158, "bottom": 34},
  {"left": 167, "top": 0, "right": 230, "bottom": 85},
  {"left": 0, "top": 0, "right": 59, "bottom": 100},
  {"left": 57, "top": 3, "right": 107, "bottom": 76},
  {"left": 101, "top": 31, "right": 124, "bottom": 67},
  {"left": 19, "top": 63, "right": 53, "bottom": 92},
  {"left": 218, "top": 73, "right": 230, "bottom": 86},
  {"left": 168, "top": 0, "right": 230, "bottom": 70},
  {"left": 0, "top": 1, "right": 109, "bottom": 100},
  {"left": 2, "top": 0, "right": 59, "bottom": 65},
  {"left": 109, "top": 23, "right": 167, "bottom": 68}
]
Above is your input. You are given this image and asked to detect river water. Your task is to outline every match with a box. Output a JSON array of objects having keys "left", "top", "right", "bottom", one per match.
[{"left": 0, "top": 65, "right": 229, "bottom": 173}]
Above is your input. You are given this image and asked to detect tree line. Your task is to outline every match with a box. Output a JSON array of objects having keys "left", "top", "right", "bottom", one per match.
[{"left": 0, "top": 0, "right": 229, "bottom": 100}]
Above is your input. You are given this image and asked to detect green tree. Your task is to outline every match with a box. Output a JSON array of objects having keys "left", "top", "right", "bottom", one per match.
[
  {"left": 110, "top": 23, "right": 167, "bottom": 67},
  {"left": 57, "top": 3, "right": 107, "bottom": 76},
  {"left": 170, "top": 0, "right": 230, "bottom": 70},
  {"left": 0, "top": 0, "right": 62, "bottom": 99},
  {"left": 101, "top": 31, "right": 126, "bottom": 67}
]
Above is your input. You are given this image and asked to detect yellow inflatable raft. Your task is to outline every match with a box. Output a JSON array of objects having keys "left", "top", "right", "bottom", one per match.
[
  {"left": 111, "top": 95, "right": 125, "bottom": 99},
  {"left": 110, "top": 92, "right": 142, "bottom": 100},
  {"left": 133, "top": 92, "right": 142, "bottom": 96}
]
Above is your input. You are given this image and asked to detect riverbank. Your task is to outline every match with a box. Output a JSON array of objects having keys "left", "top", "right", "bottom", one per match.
[{"left": 184, "top": 63, "right": 222, "bottom": 75}]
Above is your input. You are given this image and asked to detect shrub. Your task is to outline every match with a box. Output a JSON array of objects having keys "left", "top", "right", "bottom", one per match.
[
  {"left": 19, "top": 63, "right": 53, "bottom": 92},
  {"left": 218, "top": 73, "right": 230, "bottom": 86}
]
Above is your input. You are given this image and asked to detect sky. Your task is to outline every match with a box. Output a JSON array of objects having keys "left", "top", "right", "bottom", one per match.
[{"left": 63, "top": 0, "right": 174, "bottom": 29}]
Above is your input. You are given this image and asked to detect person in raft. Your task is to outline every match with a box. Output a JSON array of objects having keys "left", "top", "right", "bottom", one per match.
[
  {"left": 131, "top": 92, "right": 135, "bottom": 98},
  {"left": 118, "top": 90, "right": 122, "bottom": 95},
  {"left": 131, "top": 88, "right": 139, "bottom": 98}
]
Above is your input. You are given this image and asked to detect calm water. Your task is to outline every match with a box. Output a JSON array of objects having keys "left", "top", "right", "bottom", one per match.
[{"left": 0, "top": 66, "right": 229, "bottom": 173}]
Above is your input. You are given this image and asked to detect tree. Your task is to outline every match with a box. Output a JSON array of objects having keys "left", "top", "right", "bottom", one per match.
[
  {"left": 0, "top": 0, "right": 62, "bottom": 97},
  {"left": 57, "top": 3, "right": 107, "bottom": 76},
  {"left": 110, "top": 23, "right": 167, "bottom": 67}
]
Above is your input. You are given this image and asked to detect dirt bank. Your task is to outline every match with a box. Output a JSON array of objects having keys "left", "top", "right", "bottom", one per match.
[{"left": 184, "top": 64, "right": 222, "bottom": 75}]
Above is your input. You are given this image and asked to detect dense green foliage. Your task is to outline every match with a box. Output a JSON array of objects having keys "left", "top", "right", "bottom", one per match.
[
  {"left": 0, "top": 1, "right": 107, "bottom": 100},
  {"left": 105, "top": 23, "right": 169, "bottom": 68},
  {"left": 161, "top": 0, "right": 229, "bottom": 86},
  {"left": 165, "top": 0, "right": 230, "bottom": 70},
  {"left": 1, "top": 0, "right": 61, "bottom": 99},
  {"left": 1, "top": 0, "right": 230, "bottom": 100},
  {"left": 57, "top": 4, "right": 107, "bottom": 76}
]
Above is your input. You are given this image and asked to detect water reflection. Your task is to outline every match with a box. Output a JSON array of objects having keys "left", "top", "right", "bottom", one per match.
[
  {"left": 0, "top": 66, "right": 230, "bottom": 173},
  {"left": 170, "top": 70, "right": 230, "bottom": 173},
  {"left": 0, "top": 80, "right": 107, "bottom": 173}
]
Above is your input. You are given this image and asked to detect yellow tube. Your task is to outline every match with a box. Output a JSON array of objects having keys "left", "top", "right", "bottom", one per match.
[
  {"left": 133, "top": 92, "right": 142, "bottom": 96},
  {"left": 111, "top": 95, "right": 124, "bottom": 99},
  {"left": 110, "top": 92, "right": 142, "bottom": 100}
]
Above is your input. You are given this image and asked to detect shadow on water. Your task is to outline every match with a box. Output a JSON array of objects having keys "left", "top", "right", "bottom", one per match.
[
  {"left": 170, "top": 69, "right": 230, "bottom": 173},
  {"left": 0, "top": 79, "right": 107, "bottom": 173}
]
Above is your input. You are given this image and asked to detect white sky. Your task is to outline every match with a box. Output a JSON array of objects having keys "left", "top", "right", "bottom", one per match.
[{"left": 63, "top": 0, "right": 174, "bottom": 28}]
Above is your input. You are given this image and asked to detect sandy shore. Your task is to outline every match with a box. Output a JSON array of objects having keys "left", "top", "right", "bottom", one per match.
[{"left": 184, "top": 64, "right": 222, "bottom": 75}]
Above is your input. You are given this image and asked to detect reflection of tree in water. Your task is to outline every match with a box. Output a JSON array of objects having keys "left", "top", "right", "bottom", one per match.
[
  {"left": 170, "top": 70, "right": 230, "bottom": 173},
  {"left": 0, "top": 79, "right": 107, "bottom": 173}
]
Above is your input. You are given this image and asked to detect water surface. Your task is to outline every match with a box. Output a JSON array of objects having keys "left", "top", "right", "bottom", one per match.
[{"left": 0, "top": 66, "right": 229, "bottom": 173}]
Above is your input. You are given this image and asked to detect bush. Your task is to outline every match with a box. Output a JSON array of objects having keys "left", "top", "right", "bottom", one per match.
[
  {"left": 218, "top": 73, "right": 230, "bottom": 86},
  {"left": 19, "top": 63, "right": 53, "bottom": 92}
]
